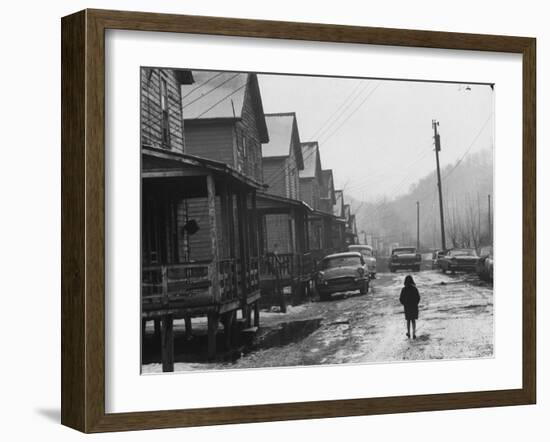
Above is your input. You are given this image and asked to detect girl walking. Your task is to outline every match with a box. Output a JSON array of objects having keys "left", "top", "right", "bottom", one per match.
[{"left": 399, "top": 275, "right": 420, "bottom": 339}]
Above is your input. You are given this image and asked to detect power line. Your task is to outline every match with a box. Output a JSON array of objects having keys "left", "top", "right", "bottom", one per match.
[
  {"left": 319, "top": 82, "right": 383, "bottom": 145},
  {"left": 358, "top": 113, "right": 494, "bottom": 246},
  {"left": 441, "top": 112, "right": 494, "bottom": 180},
  {"left": 309, "top": 81, "right": 371, "bottom": 141},
  {"left": 343, "top": 140, "right": 433, "bottom": 194},
  {"left": 181, "top": 73, "right": 241, "bottom": 111},
  {"left": 180, "top": 72, "right": 224, "bottom": 101},
  {"left": 141, "top": 76, "right": 247, "bottom": 128},
  {"left": 193, "top": 83, "right": 248, "bottom": 119},
  {"left": 264, "top": 81, "right": 383, "bottom": 188}
]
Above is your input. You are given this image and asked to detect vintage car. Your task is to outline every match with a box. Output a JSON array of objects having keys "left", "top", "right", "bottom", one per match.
[
  {"left": 315, "top": 252, "right": 369, "bottom": 301},
  {"left": 389, "top": 247, "right": 421, "bottom": 272},
  {"left": 439, "top": 248, "right": 479, "bottom": 273},
  {"left": 348, "top": 244, "right": 377, "bottom": 278},
  {"left": 476, "top": 246, "right": 494, "bottom": 282},
  {"left": 431, "top": 249, "right": 447, "bottom": 270}
]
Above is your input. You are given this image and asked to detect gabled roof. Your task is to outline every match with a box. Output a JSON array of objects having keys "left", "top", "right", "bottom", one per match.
[
  {"left": 262, "top": 113, "right": 304, "bottom": 169},
  {"left": 333, "top": 190, "right": 344, "bottom": 218},
  {"left": 299, "top": 141, "right": 322, "bottom": 179},
  {"left": 180, "top": 70, "right": 268, "bottom": 142},
  {"left": 343, "top": 204, "right": 352, "bottom": 222},
  {"left": 321, "top": 169, "right": 336, "bottom": 203},
  {"left": 142, "top": 146, "right": 265, "bottom": 190}
]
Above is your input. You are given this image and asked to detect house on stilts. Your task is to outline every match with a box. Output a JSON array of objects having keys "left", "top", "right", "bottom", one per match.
[
  {"left": 258, "top": 112, "right": 314, "bottom": 309},
  {"left": 141, "top": 68, "right": 266, "bottom": 371},
  {"left": 332, "top": 189, "right": 347, "bottom": 249},
  {"left": 299, "top": 142, "right": 342, "bottom": 262}
]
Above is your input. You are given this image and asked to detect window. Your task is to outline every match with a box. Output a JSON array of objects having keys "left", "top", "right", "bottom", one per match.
[{"left": 160, "top": 77, "right": 170, "bottom": 148}]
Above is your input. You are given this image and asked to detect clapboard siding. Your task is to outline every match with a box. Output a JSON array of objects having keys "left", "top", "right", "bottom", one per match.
[
  {"left": 287, "top": 153, "right": 299, "bottom": 200},
  {"left": 300, "top": 178, "right": 320, "bottom": 210},
  {"left": 140, "top": 68, "right": 185, "bottom": 153},
  {"left": 263, "top": 153, "right": 300, "bottom": 200},
  {"left": 263, "top": 158, "right": 286, "bottom": 197},
  {"left": 184, "top": 197, "right": 211, "bottom": 261},
  {"left": 236, "top": 83, "right": 264, "bottom": 182},
  {"left": 175, "top": 196, "right": 231, "bottom": 262},
  {"left": 181, "top": 74, "right": 265, "bottom": 184},
  {"left": 183, "top": 122, "right": 235, "bottom": 166},
  {"left": 265, "top": 214, "right": 294, "bottom": 253},
  {"left": 288, "top": 121, "right": 301, "bottom": 200},
  {"left": 309, "top": 218, "right": 324, "bottom": 251}
]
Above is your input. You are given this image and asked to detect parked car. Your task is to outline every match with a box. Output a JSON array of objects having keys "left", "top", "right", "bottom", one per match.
[
  {"left": 348, "top": 244, "right": 377, "bottom": 278},
  {"left": 476, "top": 246, "right": 494, "bottom": 282},
  {"left": 439, "top": 248, "right": 479, "bottom": 273},
  {"left": 315, "top": 252, "right": 370, "bottom": 301},
  {"left": 431, "top": 249, "right": 446, "bottom": 270},
  {"left": 389, "top": 247, "right": 421, "bottom": 272}
]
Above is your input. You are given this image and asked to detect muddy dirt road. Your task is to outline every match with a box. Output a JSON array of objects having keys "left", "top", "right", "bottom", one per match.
[{"left": 143, "top": 270, "right": 493, "bottom": 373}]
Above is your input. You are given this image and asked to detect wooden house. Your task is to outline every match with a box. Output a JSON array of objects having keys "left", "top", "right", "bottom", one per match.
[
  {"left": 141, "top": 68, "right": 265, "bottom": 370},
  {"left": 299, "top": 142, "right": 337, "bottom": 260},
  {"left": 343, "top": 204, "right": 358, "bottom": 245},
  {"left": 180, "top": 70, "right": 268, "bottom": 182},
  {"left": 261, "top": 112, "right": 304, "bottom": 254},
  {"left": 320, "top": 169, "right": 336, "bottom": 215},
  {"left": 332, "top": 189, "right": 347, "bottom": 249},
  {"left": 318, "top": 169, "right": 340, "bottom": 251},
  {"left": 258, "top": 113, "right": 313, "bottom": 308},
  {"left": 141, "top": 67, "right": 193, "bottom": 153},
  {"left": 299, "top": 142, "right": 322, "bottom": 212},
  {"left": 299, "top": 142, "right": 323, "bottom": 254}
]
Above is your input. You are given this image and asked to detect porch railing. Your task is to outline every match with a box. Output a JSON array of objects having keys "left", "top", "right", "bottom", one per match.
[
  {"left": 142, "top": 262, "right": 211, "bottom": 311},
  {"left": 260, "top": 252, "right": 315, "bottom": 281},
  {"left": 142, "top": 258, "right": 257, "bottom": 312}
]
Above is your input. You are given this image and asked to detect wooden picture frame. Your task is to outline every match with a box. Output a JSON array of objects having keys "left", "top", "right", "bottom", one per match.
[{"left": 61, "top": 9, "right": 536, "bottom": 433}]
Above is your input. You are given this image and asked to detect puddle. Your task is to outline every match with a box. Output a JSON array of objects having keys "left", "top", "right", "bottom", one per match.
[{"left": 253, "top": 317, "right": 323, "bottom": 350}]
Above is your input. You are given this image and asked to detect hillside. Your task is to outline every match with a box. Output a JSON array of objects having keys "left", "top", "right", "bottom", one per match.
[{"left": 348, "top": 148, "right": 493, "bottom": 253}]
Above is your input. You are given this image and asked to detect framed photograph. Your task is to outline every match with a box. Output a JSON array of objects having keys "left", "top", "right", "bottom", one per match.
[{"left": 61, "top": 9, "right": 536, "bottom": 433}]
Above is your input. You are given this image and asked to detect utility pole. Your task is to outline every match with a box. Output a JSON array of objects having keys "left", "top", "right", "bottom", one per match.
[
  {"left": 488, "top": 194, "right": 492, "bottom": 242},
  {"left": 416, "top": 201, "right": 420, "bottom": 250},
  {"left": 433, "top": 120, "right": 447, "bottom": 251}
]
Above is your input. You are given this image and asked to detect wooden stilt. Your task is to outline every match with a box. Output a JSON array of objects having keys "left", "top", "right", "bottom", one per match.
[
  {"left": 184, "top": 316, "right": 192, "bottom": 340},
  {"left": 207, "top": 312, "right": 219, "bottom": 360},
  {"left": 242, "top": 305, "right": 252, "bottom": 328},
  {"left": 154, "top": 318, "right": 161, "bottom": 342},
  {"left": 222, "top": 311, "right": 235, "bottom": 350},
  {"left": 253, "top": 301, "right": 260, "bottom": 327},
  {"left": 161, "top": 315, "right": 174, "bottom": 372}
]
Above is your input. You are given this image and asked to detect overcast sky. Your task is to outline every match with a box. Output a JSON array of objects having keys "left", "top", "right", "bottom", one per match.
[{"left": 257, "top": 73, "right": 494, "bottom": 202}]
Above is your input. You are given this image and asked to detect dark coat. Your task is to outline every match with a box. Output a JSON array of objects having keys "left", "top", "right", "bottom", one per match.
[{"left": 400, "top": 285, "right": 420, "bottom": 320}]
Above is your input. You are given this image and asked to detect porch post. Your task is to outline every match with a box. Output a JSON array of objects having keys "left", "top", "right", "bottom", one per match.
[
  {"left": 206, "top": 174, "right": 220, "bottom": 303},
  {"left": 236, "top": 191, "right": 248, "bottom": 298},
  {"left": 207, "top": 312, "right": 219, "bottom": 360},
  {"left": 324, "top": 216, "right": 331, "bottom": 250},
  {"left": 251, "top": 190, "right": 259, "bottom": 259},
  {"left": 161, "top": 315, "right": 174, "bottom": 372},
  {"left": 227, "top": 189, "right": 238, "bottom": 298},
  {"left": 220, "top": 184, "right": 229, "bottom": 259},
  {"left": 304, "top": 212, "right": 310, "bottom": 251}
]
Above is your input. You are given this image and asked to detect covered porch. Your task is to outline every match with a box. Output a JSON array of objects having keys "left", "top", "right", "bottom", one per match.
[
  {"left": 256, "top": 192, "right": 314, "bottom": 310},
  {"left": 141, "top": 147, "right": 263, "bottom": 371},
  {"left": 308, "top": 210, "right": 343, "bottom": 263}
]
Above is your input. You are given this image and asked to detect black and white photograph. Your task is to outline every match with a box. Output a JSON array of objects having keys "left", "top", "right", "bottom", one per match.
[{"left": 140, "top": 67, "right": 494, "bottom": 374}]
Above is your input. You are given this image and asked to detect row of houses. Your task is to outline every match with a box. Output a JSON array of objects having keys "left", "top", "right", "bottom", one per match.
[{"left": 141, "top": 68, "right": 359, "bottom": 370}]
